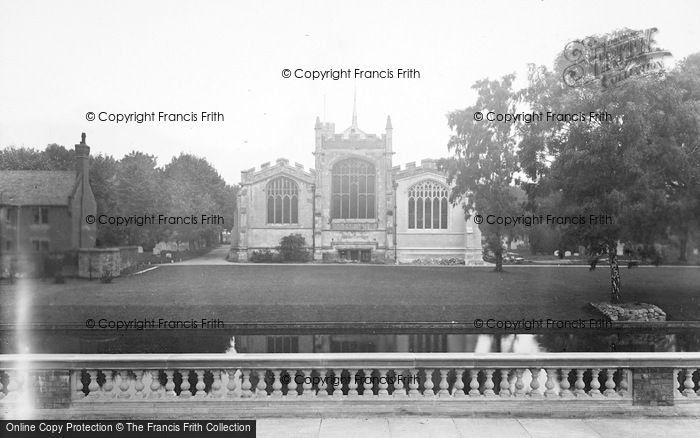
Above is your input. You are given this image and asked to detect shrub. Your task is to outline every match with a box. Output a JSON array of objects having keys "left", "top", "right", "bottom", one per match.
[
  {"left": 278, "top": 234, "right": 309, "bottom": 262},
  {"left": 250, "top": 249, "right": 279, "bottom": 263},
  {"left": 100, "top": 269, "right": 114, "bottom": 284}
]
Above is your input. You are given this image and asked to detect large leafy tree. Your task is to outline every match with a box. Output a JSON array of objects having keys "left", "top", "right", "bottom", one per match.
[
  {"left": 663, "top": 54, "right": 700, "bottom": 261},
  {"left": 445, "top": 74, "right": 521, "bottom": 272},
  {"left": 519, "top": 46, "right": 700, "bottom": 303},
  {"left": 0, "top": 144, "right": 73, "bottom": 170},
  {"left": 89, "top": 154, "right": 121, "bottom": 246},
  {"left": 115, "top": 152, "right": 165, "bottom": 248},
  {"left": 163, "top": 154, "right": 237, "bottom": 248}
]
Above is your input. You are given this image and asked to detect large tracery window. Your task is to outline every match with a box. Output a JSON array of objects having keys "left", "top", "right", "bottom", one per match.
[
  {"left": 267, "top": 177, "right": 299, "bottom": 224},
  {"left": 331, "top": 159, "right": 376, "bottom": 219},
  {"left": 408, "top": 180, "right": 449, "bottom": 229}
]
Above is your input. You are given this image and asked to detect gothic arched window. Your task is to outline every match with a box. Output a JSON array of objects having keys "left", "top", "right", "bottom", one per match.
[
  {"left": 267, "top": 177, "right": 299, "bottom": 224},
  {"left": 331, "top": 158, "right": 376, "bottom": 219},
  {"left": 408, "top": 180, "right": 448, "bottom": 229}
]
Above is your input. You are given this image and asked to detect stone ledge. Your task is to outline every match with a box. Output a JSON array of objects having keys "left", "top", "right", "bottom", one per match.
[
  {"left": 590, "top": 302, "right": 667, "bottom": 322},
  {"left": 5, "top": 401, "right": 700, "bottom": 420}
]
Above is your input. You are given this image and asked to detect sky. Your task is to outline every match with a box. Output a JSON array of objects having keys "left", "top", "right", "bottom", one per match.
[{"left": 1, "top": 0, "right": 699, "bottom": 185}]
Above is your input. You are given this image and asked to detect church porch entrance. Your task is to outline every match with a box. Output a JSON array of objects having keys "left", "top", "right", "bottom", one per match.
[{"left": 338, "top": 249, "right": 372, "bottom": 262}]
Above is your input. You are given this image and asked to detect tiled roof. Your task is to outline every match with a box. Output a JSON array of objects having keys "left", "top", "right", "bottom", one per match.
[{"left": 0, "top": 171, "right": 77, "bottom": 206}]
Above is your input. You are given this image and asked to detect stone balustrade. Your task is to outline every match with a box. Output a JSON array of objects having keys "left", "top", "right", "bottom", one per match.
[{"left": 1, "top": 353, "right": 699, "bottom": 418}]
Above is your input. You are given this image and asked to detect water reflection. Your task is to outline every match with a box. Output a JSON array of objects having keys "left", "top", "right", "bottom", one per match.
[{"left": 1, "top": 330, "right": 699, "bottom": 354}]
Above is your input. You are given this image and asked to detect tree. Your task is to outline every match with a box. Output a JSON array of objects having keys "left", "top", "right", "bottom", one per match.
[
  {"left": 279, "top": 234, "right": 309, "bottom": 262},
  {"left": 89, "top": 154, "right": 121, "bottom": 246},
  {"left": 115, "top": 152, "right": 164, "bottom": 249},
  {"left": 162, "top": 154, "right": 237, "bottom": 248},
  {"left": 663, "top": 54, "right": 700, "bottom": 261},
  {"left": 445, "top": 74, "right": 521, "bottom": 272},
  {"left": 0, "top": 144, "right": 73, "bottom": 170},
  {"left": 518, "top": 46, "right": 700, "bottom": 303}
]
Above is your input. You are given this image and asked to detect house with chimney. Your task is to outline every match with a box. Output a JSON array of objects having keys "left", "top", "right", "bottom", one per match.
[{"left": 0, "top": 133, "right": 96, "bottom": 276}]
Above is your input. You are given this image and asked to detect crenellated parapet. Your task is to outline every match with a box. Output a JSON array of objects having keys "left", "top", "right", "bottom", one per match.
[
  {"left": 240, "top": 158, "right": 315, "bottom": 185},
  {"left": 392, "top": 158, "right": 444, "bottom": 181}
]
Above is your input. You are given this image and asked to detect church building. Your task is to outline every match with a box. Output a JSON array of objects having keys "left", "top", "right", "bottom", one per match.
[{"left": 229, "top": 105, "right": 483, "bottom": 264}]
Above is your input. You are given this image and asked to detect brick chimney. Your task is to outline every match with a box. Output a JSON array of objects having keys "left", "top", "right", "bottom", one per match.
[{"left": 75, "top": 132, "right": 90, "bottom": 179}]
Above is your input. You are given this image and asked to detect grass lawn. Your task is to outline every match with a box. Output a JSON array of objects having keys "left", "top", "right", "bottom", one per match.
[{"left": 1, "top": 265, "right": 699, "bottom": 325}]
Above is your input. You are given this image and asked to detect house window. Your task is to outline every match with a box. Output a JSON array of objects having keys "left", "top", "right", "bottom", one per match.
[
  {"left": 33, "top": 207, "right": 48, "bottom": 224},
  {"left": 331, "top": 158, "right": 375, "bottom": 219},
  {"left": 32, "top": 240, "right": 49, "bottom": 252},
  {"left": 266, "top": 177, "right": 299, "bottom": 224},
  {"left": 408, "top": 180, "right": 449, "bottom": 229},
  {"left": 5, "top": 241, "right": 11, "bottom": 251}
]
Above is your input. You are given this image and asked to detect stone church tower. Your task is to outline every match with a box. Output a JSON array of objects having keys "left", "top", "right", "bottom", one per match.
[{"left": 312, "top": 97, "right": 395, "bottom": 262}]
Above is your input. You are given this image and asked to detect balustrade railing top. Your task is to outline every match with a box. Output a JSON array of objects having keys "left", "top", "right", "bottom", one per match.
[{"left": 2, "top": 352, "right": 700, "bottom": 370}]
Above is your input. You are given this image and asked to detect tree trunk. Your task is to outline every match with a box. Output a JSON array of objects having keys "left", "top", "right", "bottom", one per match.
[
  {"left": 494, "top": 250, "right": 503, "bottom": 272},
  {"left": 608, "top": 247, "right": 622, "bottom": 304}
]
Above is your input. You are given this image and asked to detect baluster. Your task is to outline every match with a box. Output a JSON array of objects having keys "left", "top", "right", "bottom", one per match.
[
  {"left": 544, "top": 369, "right": 558, "bottom": 398},
  {"left": 211, "top": 370, "right": 223, "bottom": 398},
  {"left": 317, "top": 369, "right": 329, "bottom": 397},
  {"left": 483, "top": 369, "right": 496, "bottom": 397},
  {"left": 468, "top": 370, "right": 480, "bottom": 397},
  {"left": 301, "top": 369, "right": 314, "bottom": 398},
  {"left": 179, "top": 370, "right": 191, "bottom": 399},
  {"left": 574, "top": 369, "right": 586, "bottom": 397},
  {"left": 423, "top": 369, "right": 435, "bottom": 397},
  {"left": 241, "top": 370, "right": 253, "bottom": 398},
  {"left": 255, "top": 370, "right": 267, "bottom": 398},
  {"left": 437, "top": 369, "right": 450, "bottom": 397},
  {"left": 116, "top": 371, "right": 131, "bottom": 399},
  {"left": 225, "top": 369, "right": 239, "bottom": 398},
  {"left": 499, "top": 369, "right": 511, "bottom": 398},
  {"left": 589, "top": 369, "right": 603, "bottom": 398},
  {"left": 101, "top": 370, "right": 115, "bottom": 399},
  {"left": 192, "top": 370, "right": 206, "bottom": 398},
  {"left": 86, "top": 370, "right": 100, "bottom": 399},
  {"left": 164, "top": 370, "right": 176, "bottom": 397},
  {"left": 347, "top": 369, "right": 359, "bottom": 397},
  {"left": 452, "top": 369, "right": 465, "bottom": 397},
  {"left": 362, "top": 369, "right": 374, "bottom": 398},
  {"left": 559, "top": 369, "right": 572, "bottom": 398},
  {"left": 619, "top": 369, "right": 629, "bottom": 397},
  {"left": 286, "top": 370, "right": 298, "bottom": 397},
  {"left": 604, "top": 369, "right": 618, "bottom": 397},
  {"left": 408, "top": 369, "right": 420, "bottom": 397},
  {"left": 149, "top": 370, "right": 163, "bottom": 399},
  {"left": 333, "top": 369, "right": 344, "bottom": 398},
  {"left": 514, "top": 369, "right": 526, "bottom": 397},
  {"left": 271, "top": 370, "right": 283, "bottom": 397},
  {"left": 131, "top": 371, "right": 144, "bottom": 399},
  {"left": 393, "top": 369, "right": 407, "bottom": 398},
  {"left": 683, "top": 369, "right": 698, "bottom": 398},
  {"left": 377, "top": 369, "right": 390, "bottom": 397},
  {"left": 72, "top": 370, "right": 85, "bottom": 400},
  {"left": 529, "top": 368, "right": 543, "bottom": 398}
]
